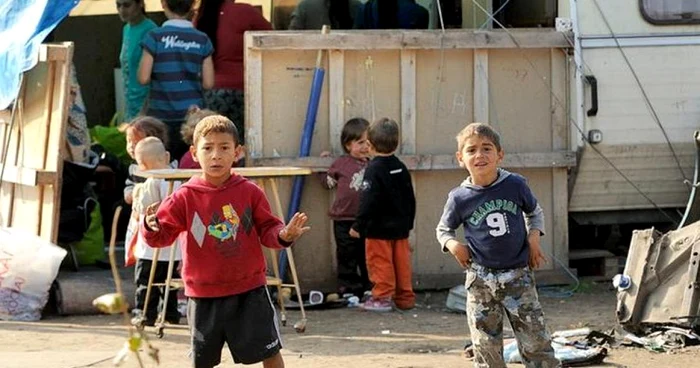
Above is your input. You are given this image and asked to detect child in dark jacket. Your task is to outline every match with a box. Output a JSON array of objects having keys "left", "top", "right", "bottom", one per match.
[{"left": 350, "top": 118, "right": 416, "bottom": 312}]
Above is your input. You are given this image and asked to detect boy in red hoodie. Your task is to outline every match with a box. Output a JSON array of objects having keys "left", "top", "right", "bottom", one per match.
[{"left": 141, "top": 115, "right": 310, "bottom": 368}]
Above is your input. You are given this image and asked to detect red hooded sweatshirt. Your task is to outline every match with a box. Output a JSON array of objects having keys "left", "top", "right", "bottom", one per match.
[{"left": 141, "top": 174, "right": 288, "bottom": 298}]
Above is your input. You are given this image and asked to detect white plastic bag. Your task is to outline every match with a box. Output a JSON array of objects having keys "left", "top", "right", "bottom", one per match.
[{"left": 0, "top": 227, "right": 67, "bottom": 321}]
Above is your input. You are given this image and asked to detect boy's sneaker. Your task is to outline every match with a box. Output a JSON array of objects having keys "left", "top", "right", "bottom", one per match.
[{"left": 362, "top": 297, "right": 392, "bottom": 312}]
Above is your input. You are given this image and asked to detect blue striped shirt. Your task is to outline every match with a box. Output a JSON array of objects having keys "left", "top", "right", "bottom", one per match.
[{"left": 141, "top": 19, "right": 213, "bottom": 126}]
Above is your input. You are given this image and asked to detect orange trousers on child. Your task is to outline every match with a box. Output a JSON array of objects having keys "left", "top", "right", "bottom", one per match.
[{"left": 365, "top": 238, "right": 415, "bottom": 310}]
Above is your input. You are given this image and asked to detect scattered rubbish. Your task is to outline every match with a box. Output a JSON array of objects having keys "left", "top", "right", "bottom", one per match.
[
  {"left": 622, "top": 327, "right": 700, "bottom": 353},
  {"left": 347, "top": 296, "right": 360, "bottom": 307},
  {"left": 617, "top": 223, "right": 700, "bottom": 331},
  {"left": 308, "top": 290, "right": 324, "bottom": 305},
  {"left": 445, "top": 284, "right": 466, "bottom": 313},
  {"left": 463, "top": 329, "right": 612, "bottom": 366},
  {"left": 611, "top": 274, "right": 631, "bottom": 291}
]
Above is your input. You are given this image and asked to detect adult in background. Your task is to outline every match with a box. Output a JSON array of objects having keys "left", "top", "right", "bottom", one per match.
[
  {"left": 354, "top": 0, "right": 429, "bottom": 29},
  {"left": 195, "top": 0, "right": 272, "bottom": 145},
  {"left": 117, "top": 0, "right": 157, "bottom": 121},
  {"left": 289, "top": 0, "right": 362, "bottom": 30}
]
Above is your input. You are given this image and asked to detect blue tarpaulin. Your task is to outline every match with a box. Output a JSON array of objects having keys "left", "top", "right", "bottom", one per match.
[{"left": 0, "top": 0, "right": 79, "bottom": 110}]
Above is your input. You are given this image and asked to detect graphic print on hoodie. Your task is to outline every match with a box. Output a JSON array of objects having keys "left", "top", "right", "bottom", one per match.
[{"left": 141, "top": 174, "right": 288, "bottom": 298}]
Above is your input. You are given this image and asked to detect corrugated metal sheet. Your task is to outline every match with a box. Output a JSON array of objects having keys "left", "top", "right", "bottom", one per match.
[{"left": 570, "top": 143, "right": 695, "bottom": 211}]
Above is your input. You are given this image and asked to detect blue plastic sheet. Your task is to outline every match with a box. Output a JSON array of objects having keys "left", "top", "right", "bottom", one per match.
[{"left": 0, "top": 0, "right": 79, "bottom": 109}]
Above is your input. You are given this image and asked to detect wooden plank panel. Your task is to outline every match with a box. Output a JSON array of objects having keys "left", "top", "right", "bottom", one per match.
[
  {"left": 412, "top": 170, "right": 467, "bottom": 277},
  {"left": 344, "top": 50, "right": 400, "bottom": 124},
  {"left": 260, "top": 49, "right": 330, "bottom": 157},
  {"left": 513, "top": 169, "right": 555, "bottom": 271},
  {"left": 10, "top": 61, "right": 51, "bottom": 235},
  {"left": 400, "top": 50, "right": 416, "bottom": 154},
  {"left": 247, "top": 30, "right": 572, "bottom": 50},
  {"left": 489, "top": 49, "right": 553, "bottom": 153},
  {"left": 414, "top": 49, "right": 474, "bottom": 154}
]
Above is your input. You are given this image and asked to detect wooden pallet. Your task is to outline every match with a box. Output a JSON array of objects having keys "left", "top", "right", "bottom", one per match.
[
  {"left": 0, "top": 42, "right": 73, "bottom": 243},
  {"left": 568, "top": 249, "right": 623, "bottom": 281}
]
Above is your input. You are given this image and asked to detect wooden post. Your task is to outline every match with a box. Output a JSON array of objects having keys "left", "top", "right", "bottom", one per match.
[
  {"left": 329, "top": 50, "right": 345, "bottom": 155},
  {"left": 473, "top": 49, "right": 489, "bottom": 122},
  {"left": 400, "top": 50, "right": 416, "bottom": 155},
  {"left": 245, "top": 38, "right": 264, "bottom": 159},
  {"left": 551, "top": 48, "right": 569, "bottom": 270}
]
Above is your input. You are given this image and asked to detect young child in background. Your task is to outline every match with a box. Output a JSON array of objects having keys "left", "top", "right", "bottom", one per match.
[
  {"left": 138, "top": 0, "right": 215, "bottom": 161},
  {"left": 141, "top": 115, "right": 310, "bottom": 368},
  {"left": 350, "top": 118, "right": 416, "bottom": 312},
  {"left": 436, "top": 122, "right": 560, "bottom": 368},
  {"left": 129, "top": 137, "right": 182, "bottom": 325},
  {"left": 179, "top": 106, "right": 217, "bottom": 169},
  {"left": 123, "top": 116, "right": 173, "bottom": 205},
  {"left": 319, "top": 118, "right": 371, "bottom": 297}
]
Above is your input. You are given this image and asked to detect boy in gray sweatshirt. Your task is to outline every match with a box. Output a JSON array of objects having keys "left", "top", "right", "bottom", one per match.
[{"left": 436, "top": 123, "right": 560, "bottom": 368}]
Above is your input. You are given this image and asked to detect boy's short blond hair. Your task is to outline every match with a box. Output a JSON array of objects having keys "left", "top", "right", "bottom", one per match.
[
  {"left": 193, "top": 115, "right": 240, "bottom": 146},
  {"left": 456, "top": 123, "right": 502, "bottom": 152},
  {"left": 368, "top": 117, "right": 400, "bottom": 154}
]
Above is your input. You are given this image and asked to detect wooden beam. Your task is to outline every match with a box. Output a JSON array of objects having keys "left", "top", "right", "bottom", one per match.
[
  {"left": 473, "top": 49, "right": 489, "bottom": 122},
  {"left": 251, "top": 151, "right": 577, "bottom": 170},
  {"left": 133, "top": 167, "right": 313, "bottom": 180},
  {"left": 247, "top": 30, "right": 573, "bottom": 51},
  {"left": 38, "top": 43, "right": 71, "bottom": 62},
  {"left": 245, "top": 36, "right": 263, "bottom": 158},
  {"left": 0, "top": 164, "right": 57, "bottom": 187},
  {"left": 329, "top": 50, "right": 344, "bottom": 154},
  {"left": 400, "top": 50, "right": 416, "bottom": 154}
]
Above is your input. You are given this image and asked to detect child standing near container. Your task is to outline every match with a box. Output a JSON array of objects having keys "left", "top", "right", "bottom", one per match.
[
  {"left": 436, "top": 122, "right": 560, "bottom": 368},
  {"left": 319, "top": 118, "right": 371, "bottom": 297}
]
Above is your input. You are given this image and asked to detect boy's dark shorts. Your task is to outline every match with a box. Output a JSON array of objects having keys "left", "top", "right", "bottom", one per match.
[{"left": 188, "top": 286, "right": 282, "bottom": 367}]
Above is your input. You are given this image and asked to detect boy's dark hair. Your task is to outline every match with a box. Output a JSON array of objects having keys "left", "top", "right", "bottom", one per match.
[
  {"left": 341, "top": 118, "right": 370, "bottom": 153},
  {"left": 193, "top": 115, "right": 240, "bottom": 146},
  {"left": 368, "top": 117, "right": 399, "bottom": 154},
  {"left": 126, "top": 116, "right": 170, "bottom": 148},
  {"left": 456, "top": 122, "right": 502, "bottom": 152},
  {"left": 164, "top": 0, "right": 193, "bottom": 16},
  {"left": 182, "top": 106, "right": 218, "bottom": 145}
]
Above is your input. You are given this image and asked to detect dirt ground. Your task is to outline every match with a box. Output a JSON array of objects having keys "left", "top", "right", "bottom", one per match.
[{"left": 1, "top": 283, "right": 699, "bottom": 368}]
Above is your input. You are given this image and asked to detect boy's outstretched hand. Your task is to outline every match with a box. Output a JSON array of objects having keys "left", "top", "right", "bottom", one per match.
[
  {"left": 528, "top": 230, "right": 548, "bottom": 269},
  {"left": 279, "top": 212, "right": 311, "bottom": 243},
  {"left": 445, "top": 240, "right": 471, "bottom": 268},
  {"left": 145, "top": 201, "right": 161, "bottom": 231}
]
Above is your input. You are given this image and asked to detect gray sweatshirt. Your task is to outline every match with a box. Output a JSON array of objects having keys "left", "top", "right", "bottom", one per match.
[{"left": 436, "top": 169, "right": 545, "bottom": 269}]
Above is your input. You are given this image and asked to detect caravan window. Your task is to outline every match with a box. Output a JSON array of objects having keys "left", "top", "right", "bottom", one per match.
[{"left": 640, "top": 0, "right": 700, "bottom": 24}]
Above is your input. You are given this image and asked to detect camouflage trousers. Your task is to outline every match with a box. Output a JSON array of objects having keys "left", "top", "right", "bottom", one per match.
[{"left": 465, "top": 263, "right": 560, "bottom": 368}]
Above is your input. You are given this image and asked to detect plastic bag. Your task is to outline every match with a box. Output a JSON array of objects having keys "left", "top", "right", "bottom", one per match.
[
  {"left": 0, "top": 227, "right": 67, "bottom": 321},
  {"left": 90, "top": 124, "right": 129, "bottom": 166}
]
